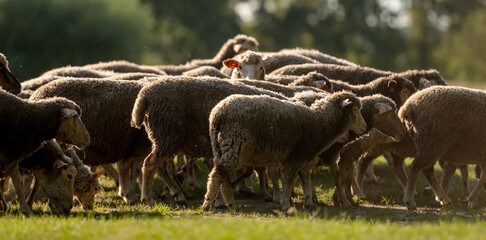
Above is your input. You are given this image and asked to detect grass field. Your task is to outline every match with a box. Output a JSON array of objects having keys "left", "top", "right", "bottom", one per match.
[{"left": 2, "top": 156, "right": 486, "bottom": 239}]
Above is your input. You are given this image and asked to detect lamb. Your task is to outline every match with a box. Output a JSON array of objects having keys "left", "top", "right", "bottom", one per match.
[
  {"left": 0, "top": 53, "right": 22, "bottom": 94},
  {"left": 0, "top": 90, "right": 90, "bottom": 215},
  {"left": 270, "top": 63, "right": 445, "bottom": 90},
  {"left": 202, "top": 91, "right": 367, "bottom": 211},
  {"left": 30, "top": 78, "right": 155, "bottom": 205},
  {"left": 130, "top": 76, "right": 287, "bottom": 205},
  {"left": 18, "top": 140, "right": 77, "bottom": 215},
  {"left": 82, "top": 60, "right": 168, "bottom": 75},
  {"left": 279, "top": 48, "right": 357, "bottom": 66},
  {"left": 156, "top": 34, "right": 259, "bottom": 75},
  {"left": 398, "top": 86, "right": 486, "bottom": 210},
  {"left": 221, "top": 51, "right": 318, "bottom": 76}
]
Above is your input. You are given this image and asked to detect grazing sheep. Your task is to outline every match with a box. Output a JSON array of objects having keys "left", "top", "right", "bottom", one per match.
[
  {"left": 398, "top": 86, "right": 486, "bottom": 210},
  {"left": 0, "top": 53, "right": 21, "bottom": 94},
  {"left": 222, "top": 51, "right": 318, "bottom": 76},
  {"left": 293, "top": 91, "right": 405, "bottom": 206},
  {"left": 270, "top": 63, "right": 445, "bottom": 90},
  {"left": 156, "top": 34, "right": 259, "bottom": 75},
  {"left": 30, "top": 78, "right": 154, "bottom": 205},
  {"left": 82, "top": 60, "right": 167, "bottom": 75},
  {"left": 202, "top": 91, "right": 366, "bottom": 211},
  {"left": 19, "top": 140, "right": 77, "bottom": 215},
  {"left": 0, "top": 91, "right": 90, "bottom": 215},
  {"left": 279, "top": 48, "right": 357, "bottom": 66},
  {"left": 62, "top": 146, "right": 103, "bottom": 210},
  {"left": 130, "top": 77, "right": 286, "bottom": 205},
  {"left": 182, "top": 66, "right": 230, "bottom": 79}
]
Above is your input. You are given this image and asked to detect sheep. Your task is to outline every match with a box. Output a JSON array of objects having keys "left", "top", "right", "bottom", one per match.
[
  {"left": 0, "top": 53, "right": 21, "bottom": 94},
  {"left": 398, "top": 86, "right": 486, "bottom": 210},
  {"left": 104, "top": 72, "right": 165, "bottom": 81},
  {"left": 221, "top": 51, "right": 318, "bottom": 76},
  {"left": 30, "top": 78, "right": 155, "bottom": 205},
  {"left": 201, "top": 91, "right": 367, "bottom": 211},
  {"left": 292, "top": 91, "right": 406, "bottom": 206},
  {"left": 220, "top": 51, "right": 274, "bottom": 80},
  {"left": 234, "top": 79, "right": 329, "bottom": 98},
  {"left": 270, "top": 63, "right": 445, "bottom": 90},
  {"left": 17, "top": 140, "right": 77, "bottom": 215},
  {"left": 82, "top": 60, "right": 168, "bottom": 75},
  {"left": 279, "top": 47, "right": 357, "bottom": 66},
  {"left": 328, "top": 75, "right": 417, "bottom": 108},
  {"left": 130, "top": 76, "right": 287, "bottom": 205},
  {"left": 0, "top": 90, "right": 90, "bottom": 215},
  {"left": 265, "top": 72, "right": 334, "bottom": 93},
  {"left": 156, "top": 34, "right": 259, "bottom": 75},
  {"left": 182, "top": 66, "right": 230, "bottom": 79}
]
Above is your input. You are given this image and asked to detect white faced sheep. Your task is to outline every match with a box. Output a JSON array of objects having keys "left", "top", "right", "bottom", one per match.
[
  {"left": 30, "top": 78, "right": 154, "bottom": 205},
  {"left": 130, "top": 77, "right": 286, "bottom": 206},
  {"left": 398, "top": 86, "right": 486, "bottom": 210},
  {"left": 270, "top": 63, "right": 445, "bottom": 90},
  {"left": 202, "top": 91, "right": 366, "bottom": 211},
  {"left": 18, "top": 140, "right": 77, "bottom": 215},
  {"left": 220, "top": 50, "right": 274, "bottom": 80},
  {"left": 0, "top": 53, "right": 22, "bottom": 94},
  {"left": 156, "top": 34, "right": 259, "bottom": 75},
  {"left": 0, "top": 90, "right": 90, "bottom": 215}
]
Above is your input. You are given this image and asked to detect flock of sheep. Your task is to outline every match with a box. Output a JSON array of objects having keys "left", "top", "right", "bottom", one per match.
[{"left": 0, "top": 34, "right": 484, "bottom": 216}]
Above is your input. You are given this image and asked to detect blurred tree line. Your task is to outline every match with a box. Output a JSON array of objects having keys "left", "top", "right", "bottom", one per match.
[{"left": 0, "top": 0, "right": 485, "bottom": 82}]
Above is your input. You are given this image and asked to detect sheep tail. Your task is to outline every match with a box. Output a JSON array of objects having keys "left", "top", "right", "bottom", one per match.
[{"left": 131, "top": 93, "right": 148, "bottom": 129}]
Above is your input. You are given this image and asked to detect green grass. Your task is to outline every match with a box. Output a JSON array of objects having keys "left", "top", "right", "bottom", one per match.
[{"left": 2, "top": 157, "right": 486, "bottom": 239}]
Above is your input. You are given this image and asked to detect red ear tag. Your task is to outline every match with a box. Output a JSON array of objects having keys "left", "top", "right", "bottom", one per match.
[
  {"left": 224, "top": 59, "right": 239, "bottom": 68},
  {"left": 149, "top": 154, "right": 155, "bottom": 163}
]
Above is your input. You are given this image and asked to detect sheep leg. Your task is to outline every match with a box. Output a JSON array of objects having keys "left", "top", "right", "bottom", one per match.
[
  {"left": 385, "top": 153, "right": 408, "bottom": 191},
  {"left": 459, "top": 165, "right": 470, "bottom": 197},
  {"left": 141, "top": 153, "right": 159, "bottom": 205},
  {"left": 329, "top": 160, "right": 351, "bottom": 207},
  {"left": 156, "top": 157, "right": 187, "bottom": 204},
  {"left": 117, "top": 159, "right": 138, "bottom": 204},
  {"left": 364, "top": 164, "right": 378, "bottom": 183},
  {"left": 219, "top": 176, "right": 236, "bottom": 211},
  {"left": 280, "top": 164, "right": 298, "bottom": 211},
  {"left": 166, "top": 159, "right": 192, "bottom": 199},
  {"left": 267, "top": 166, "right": 280, "bottom": 203},
  {"left": 421, "top": 165, "right": 451, "bottom": 206},
  {"left": 0, "top": 177, "right": 9, "bottom": 193},
  {"left": 22, "top": 174, "right": 34, "bottom": 197},
  {"left": 202, "top": 167, "right": 224, "bottom": 211},
  {"left": 439, "top": 162, "right": 458, "bottom": 195},
  {"left": 467, "top": 163, "right": 486, "bottom": 208},
  {"left": 298, "top": 169, "right": 315, "bottom": 209},
  {"left": 404, "top": 161, "right": 421, "bottom": 211},
  {"left": 356, "top": 150, "right": 382, "bottom": 191},
  {"left": 234, "top": 168, "right": 254, "bottom": 195},
  {"left": 255, "top": 167, "right": 272, "bottom": 201},
  {"left": 10, "top": 163, "right": 32, "bottom": 215},
  {"left": 0, "top": 190, "right": 7, "bottom": 212},
  {"left": 27, "top": 178, "right": 39, "bottom": 208}
]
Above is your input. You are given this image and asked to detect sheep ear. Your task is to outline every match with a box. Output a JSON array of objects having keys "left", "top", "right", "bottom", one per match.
[
  {"left": 91, "top": 171, "right": 103, "bottom": 179},
  {"left": 374, "top": 103, "right": 393, "bottom": 114},
  {"left": 61, "top": 108, "right": 78, "bottom": 118},
  {"left": 341, "top": 98, "right": 353, "bottom": 108},
  {"left": 313, "top": 80, "right": 328, "bottom": 90},
  {"left": 223, "top": 59, "right": 239, "bottom": 69},
  {"left": 54, "top": 159, "right": 69, "bottom": 169},
  {"left": 233, "top": 44, "right": 243, "bottom": 54},
  {"left": 263, "top": 55, "right": 274, "bottom": 66},
  {"left": 419, "top": 77, "right": 431, "bottom": 89},
  {"left": 387, "top": 80, "right": 397, "bottom": 92}
]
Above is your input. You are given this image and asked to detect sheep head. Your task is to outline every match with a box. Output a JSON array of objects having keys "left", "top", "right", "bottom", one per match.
[
  {"left": 56, "top": 108, "right": 91, "bottom": 150},
  {"left": 223, "top": 51, "right": 274, "bottom": 80},
  {"left": 371, "top": 102, "right": 406, "bottom": 142},
  {"left": 32, "top": 158, "right": 77, "bottom": 216},
  {"left": 0, "top": 53, "right": 21, "bottom": 94}
]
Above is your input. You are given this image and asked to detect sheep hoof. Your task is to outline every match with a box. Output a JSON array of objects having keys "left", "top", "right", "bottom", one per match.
[
  {"left": 141, "top": 197, "right": 155, "bottom": 206},
  {"left": 226, "top": 203, "right": 237, "bottom": 212},
  {"left": 437, "top": 196, "right": 451, "bottom": 206},
  {"left": 404, "top": 200, "right": 416, "bottom": 211},
  {"left": 202, "top": 201, "right": 212, "bottom": 211}
]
